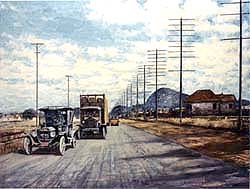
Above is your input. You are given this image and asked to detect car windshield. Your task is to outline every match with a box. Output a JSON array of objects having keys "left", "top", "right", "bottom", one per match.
[
  {"left": 39, "top": 110, "right": 65, "bottom": 126},
  {"left": 82, "top": 109, "right": 100, "bottom": 120}
]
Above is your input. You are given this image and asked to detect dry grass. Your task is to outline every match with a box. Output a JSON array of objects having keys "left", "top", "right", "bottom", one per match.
[
  {"left": 0, "top": 119, "right": 36, "bottom": 154},
  {"left": 158, "top": 117, "right": 239, "bottom": 129},
  {"left": 122, "top": 119, "right": 250, "bottom": 168}
]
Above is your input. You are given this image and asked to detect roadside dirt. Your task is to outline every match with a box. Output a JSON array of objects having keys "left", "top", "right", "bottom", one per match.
[
  {"left": 121, "top": 119, "right": 250, "bottom": 168},
  {"left": 0, "top": 125, "right": 249, "bottom": 188}
]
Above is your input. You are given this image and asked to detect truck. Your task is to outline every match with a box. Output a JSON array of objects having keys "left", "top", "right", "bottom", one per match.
[
  {"left": 23, "top": 107, "right": 77, "bottom": 156},
  {"left": 78, "top": 94, "right": 108, "bottom": 139}
]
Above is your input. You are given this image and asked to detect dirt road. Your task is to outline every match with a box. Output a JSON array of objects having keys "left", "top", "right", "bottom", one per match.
[{"left": 0, "top": 124, "right": 249, "bottom": 188}]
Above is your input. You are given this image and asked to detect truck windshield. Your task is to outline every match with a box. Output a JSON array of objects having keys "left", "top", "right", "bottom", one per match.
[{"left": 82, "top": 109, "right": 100, "bottom": 120}]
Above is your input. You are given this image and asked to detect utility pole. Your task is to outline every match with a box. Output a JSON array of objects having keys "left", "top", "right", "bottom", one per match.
[
  {"left": 126, "top": 86, "right": 129, "bottom": 114},
  {"left": 65, "top": 75, "right": 72, "bottom": 107},
  {"left": 130, "top": 83, "right": 133, "bottom": 108},
  {"left": 220, "top": 0, "right": 250, "bottom": 130},
  {"left": 147, "top": 49, "right": 167, "bottom": 121},
  {"left": 136, "top": 74, "right": 139, "bottom": 118},
  {"left": 124, "top": 91, "right": 126, "bottom": 116},
  {"left": 168, "top": 18, "right": 196, "bottom": 125},
  {"left": 31, "top": 42, "right": 44, "bottom": 128},
  {"left": 131, "top": 74, "right": 139, "bottom": 118},
  {"left": 138, "top": 65, "right": 151, "bottom": 119}
]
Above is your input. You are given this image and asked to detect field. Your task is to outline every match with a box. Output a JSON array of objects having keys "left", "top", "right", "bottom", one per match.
[{"left": 121, "top": 119, "right": 250, "bottom": 168}]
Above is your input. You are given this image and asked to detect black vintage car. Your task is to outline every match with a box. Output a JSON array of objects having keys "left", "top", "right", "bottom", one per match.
[{"left": 23, "top": 107, "right": 77, "bottom": 156}]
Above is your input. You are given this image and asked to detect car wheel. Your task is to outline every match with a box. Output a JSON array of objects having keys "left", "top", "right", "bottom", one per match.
[
  {"left": 76, "top": 130, "right": 81, "bottom": 140},
  {"left": 71, "top": 136, "right": 76, "bottom": 148},
  {"left": 23, "top": 136, "right": 32, "bottom": 155},
  {"left": 57, "top": 136, "right": 66, "bottom": 156}
]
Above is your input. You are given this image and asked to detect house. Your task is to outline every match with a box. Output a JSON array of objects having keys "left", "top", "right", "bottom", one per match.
[{"left": 185, "top": 89, "right": 236, "bottom": 115}]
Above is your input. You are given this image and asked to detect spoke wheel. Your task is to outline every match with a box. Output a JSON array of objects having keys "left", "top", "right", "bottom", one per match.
[
  {"left": 71, "top": 136, "right": 76, "bottom": 148},
  {"left": 57, "top": 136, "right": 65, "bottom": 156},
  {"left": 23, "top": 136, "right": 32, "bottom": 155}
]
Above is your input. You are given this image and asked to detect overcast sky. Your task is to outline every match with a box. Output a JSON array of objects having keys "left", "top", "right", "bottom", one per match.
[{"left": 0, "top": 0, "right": 249, "bottom": 112}]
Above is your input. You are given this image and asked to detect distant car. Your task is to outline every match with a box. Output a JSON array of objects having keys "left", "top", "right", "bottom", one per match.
[
  {"left": 109, "top": 118, "right": 119, "bottom": 126},
  {"left": 23, "top": 107, "right": 77, "bottom": 156}
]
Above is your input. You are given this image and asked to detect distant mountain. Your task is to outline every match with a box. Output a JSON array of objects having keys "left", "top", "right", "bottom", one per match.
[
  {"left": 241, "top": 99, "right": 250, "bottom": 106},
  {"left": 109, "top": 105, "right": 124, "bottom": 118},
  {"left": 145, "top": 88, "right": 189, "bottom": 109},
  {"left": 109, "top": 88, "right": 189, "bottom": 116}
]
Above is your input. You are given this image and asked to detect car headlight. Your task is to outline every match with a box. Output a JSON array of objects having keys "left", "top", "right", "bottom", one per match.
[{"left": 50, "top": 131, "right": 56, "bottom": 137}]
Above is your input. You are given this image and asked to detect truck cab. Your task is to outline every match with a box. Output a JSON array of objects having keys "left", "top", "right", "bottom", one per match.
[
  {"left": 81, "top": 106, "right": 101, "bottom": 128},
  {"left": 78, "top": 94, "right": 108, "bottom": 139}
]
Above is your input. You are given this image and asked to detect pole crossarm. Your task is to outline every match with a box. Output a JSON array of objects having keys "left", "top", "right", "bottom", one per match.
[
  {"left": 169, "top": 45, "right": 194, "bottom": 48},
  {"left": 220, "top": 1, "right": 250, "bottom": 4},
  {"left": 222, "top": 37, "right": 250, "bottom": 40},
  {"left": 168, "top": 70, "right": 196, "bottom": 72}
]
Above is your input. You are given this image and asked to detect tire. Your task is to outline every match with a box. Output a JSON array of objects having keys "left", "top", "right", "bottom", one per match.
[
  {"left": 76, "top": 130, "right": 81, "bottom": 140},
  {"left": 100, "top": 127, "right": 106, "bottom": 139},
  {"left": 71, "top": 136, "right": 76, "bottom": 148},
  {"left": 23, "top": 136, "right": 32, "bottom": 155},
  {"left": 57, "top": 136, "right": 66, "bottom": 156}
]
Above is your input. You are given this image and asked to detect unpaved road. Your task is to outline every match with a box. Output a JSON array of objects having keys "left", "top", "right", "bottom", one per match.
[{"left": 0, "top": 124, "right": 249, "bottom": 188}]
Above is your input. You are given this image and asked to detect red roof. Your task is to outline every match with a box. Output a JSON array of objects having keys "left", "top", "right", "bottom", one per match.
[
  {"left": 216, "top": 94, "right": 236, "bottom": 102},
  {"left": 185, "top": 89, "right": 236, "bottom": 103}
]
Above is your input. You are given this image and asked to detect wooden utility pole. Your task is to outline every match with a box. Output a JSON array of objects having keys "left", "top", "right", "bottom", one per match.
[
  {"left": 31, "top": 43, "right": 44, "bottom": 127},
  {"left": 147, "top": 49, "right": 167, "bottom": 121},
  {"left": 221, "top": 0, "right": 250, "bottom": 130},
  {"left": 168, "top": 18, "right": 196, "bottom": 125},
  {"left": 65, "top": 75, "right": 72, "bottom": 107}
]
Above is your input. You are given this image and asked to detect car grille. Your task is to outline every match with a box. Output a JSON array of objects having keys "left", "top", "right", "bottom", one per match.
[{"left": 38, "top": 132, "right": 50, "bottom": 141}]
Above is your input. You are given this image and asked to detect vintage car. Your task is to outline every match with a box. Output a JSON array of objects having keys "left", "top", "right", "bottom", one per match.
[
  {"left": 109, "top": 117, "right": 120, "bottom": 126},
  {"left": 23, "top": 107, "right": 77, "bottom": 156}
]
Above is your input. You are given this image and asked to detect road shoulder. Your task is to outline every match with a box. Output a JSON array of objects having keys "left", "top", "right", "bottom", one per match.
[{"left": 121, "top": 119, "right": 250, "bottom": 168}]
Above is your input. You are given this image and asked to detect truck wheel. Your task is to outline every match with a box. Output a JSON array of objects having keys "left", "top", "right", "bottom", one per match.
[
  {"left": 23, "top": 136, "right": 32, "bottom": 155},
  {"left": 57, "top": 136, "right": 66, "bottom": 156},
  {"left": 71, "top": 136, "right": 76, "bottom": 148},
  {"left": 100, "top": 127, "right": 106, "bottom": 139}
]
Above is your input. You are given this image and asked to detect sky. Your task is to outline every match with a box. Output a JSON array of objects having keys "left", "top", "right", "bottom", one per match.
[{"left": 0, "top": 0, "right": 249, "bottom": 113}]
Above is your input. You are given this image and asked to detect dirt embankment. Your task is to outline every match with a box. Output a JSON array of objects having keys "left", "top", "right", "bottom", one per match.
[
  {"left": 0, "top": 119, "right": 36, "bottom": 154},
  {"left": 122, "top": 119, "right": 250, "bottom": 168}
]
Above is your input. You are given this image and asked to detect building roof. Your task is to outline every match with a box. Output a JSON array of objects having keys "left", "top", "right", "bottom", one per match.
[
  {"left": 185, "top": 89, "right": 236, "bottom": 103},
  {"left": 215, "top": 94, "right": 236, "bottom": 102}
]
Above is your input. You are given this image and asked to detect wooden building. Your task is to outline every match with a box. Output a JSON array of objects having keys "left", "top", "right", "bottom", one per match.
[{"left": 185, "top": 89, "right": 236, "bottom": 115}]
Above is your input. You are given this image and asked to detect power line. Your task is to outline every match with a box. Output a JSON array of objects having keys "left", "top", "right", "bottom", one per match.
[{"left": 220, "top": 0, "right": 250, "bottom": 130}]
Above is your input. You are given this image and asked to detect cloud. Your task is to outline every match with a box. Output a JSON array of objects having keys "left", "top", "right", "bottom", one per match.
[
  {"left": 0, "top": 0, "right": 249, "bottom": 113},
  {"left": 86, "top": 0, "right": 145, "bottom": 25}
]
